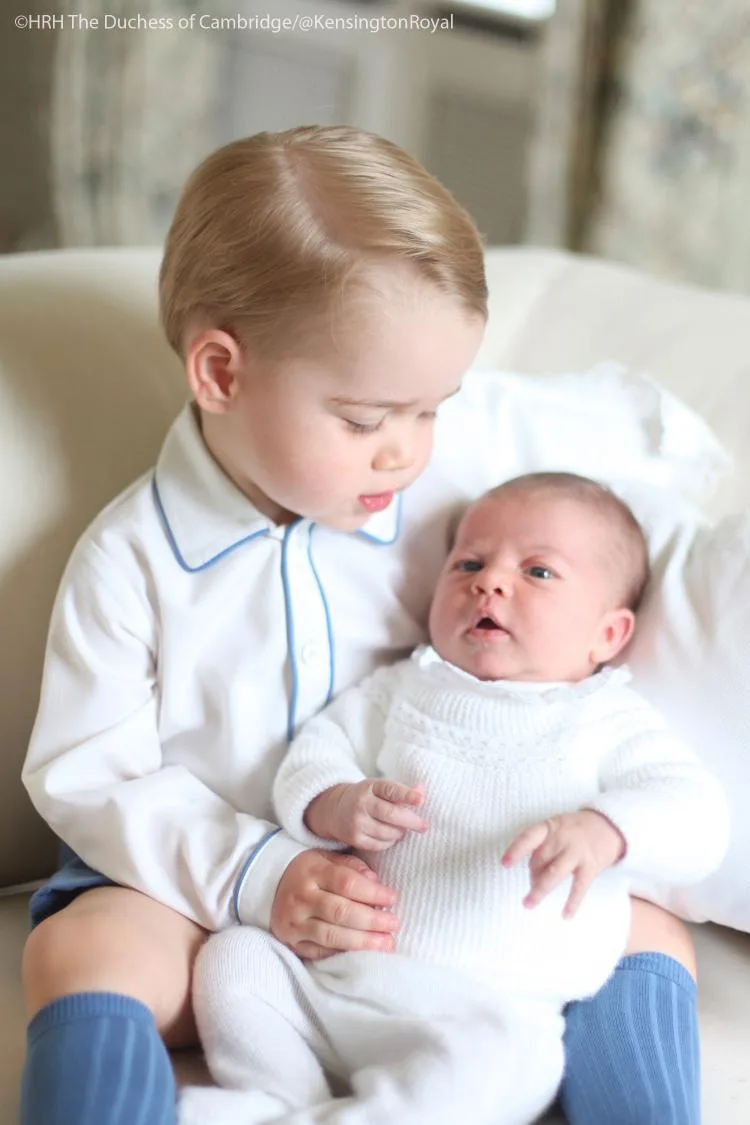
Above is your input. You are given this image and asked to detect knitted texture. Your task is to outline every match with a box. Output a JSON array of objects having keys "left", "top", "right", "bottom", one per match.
[
  {"left": 182, "top": 928, "right": 565, "bottom": 1125},
  {"left": 21, "top": 993, "right": 175, "bottom": 1125},
  {"left": 275, "top": 649, "right": 728, "bottom": 1002},
  {"left": 561, "top": 953, "right": 700, "bottom": 1125}
]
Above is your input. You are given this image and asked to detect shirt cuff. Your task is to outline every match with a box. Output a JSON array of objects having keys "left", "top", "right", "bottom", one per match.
[{"left": 233, "top": 829, "right": 309, "bottom": 929}]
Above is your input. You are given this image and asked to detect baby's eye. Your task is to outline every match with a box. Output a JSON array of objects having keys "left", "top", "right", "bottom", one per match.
[
  {"left": 456, "top": 559, "right": 482, "bottom": 573},
  {"left": 344, "top": 418, "right": 385, "bottom": 435},
  {"left": 524, "top": 565, "right": 554, "bottom": 580},
  {"left": 419, "top": 410, "right": 437, "bottom": 422}
]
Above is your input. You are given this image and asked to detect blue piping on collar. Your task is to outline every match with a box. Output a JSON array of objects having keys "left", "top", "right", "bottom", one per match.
[
  {"left": 152, "top": 475, "right": 401, "bottom": 574},
  {"left": 355, "top": 491, "right": 403, "bottom": 545},
  {"left": 152, "top": 475, "right": 269, "bottom": 573},
  {"left": 307, "top": 524, "right": 335, "bottom": 707},
  {"left": 280, "top": 522, "right": 301, "bottom": 743}
]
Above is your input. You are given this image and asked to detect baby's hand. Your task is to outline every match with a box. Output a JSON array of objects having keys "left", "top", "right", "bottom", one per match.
[
  {"left": 502, "top": 810, "right": 626, "bottom": 918},
  {"left": 305, "top": 780, "right": 427, "bottom": 851}
]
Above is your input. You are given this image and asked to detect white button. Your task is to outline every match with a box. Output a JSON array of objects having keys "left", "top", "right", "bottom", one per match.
[{"left": 300, "top": 641, "right": 322, "bottom": 665}]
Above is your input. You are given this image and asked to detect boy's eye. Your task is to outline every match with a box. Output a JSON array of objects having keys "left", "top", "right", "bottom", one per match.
[
  {"left": 524, "top": 565, "right": 554, "bottom": 580},
  {"left": 456, "top": 559, "right": 482, "bottom": 573},
  {"left": 344, "top": 418, "right": 385, "bottom": 435}
]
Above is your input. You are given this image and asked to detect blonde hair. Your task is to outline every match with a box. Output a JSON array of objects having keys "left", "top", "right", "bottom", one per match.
[
  {"left": 159, "top": 125, "right": 488, "bottom": 360},
  {"left": 481, "top": 472, "right": 650, "bottom": 612}
]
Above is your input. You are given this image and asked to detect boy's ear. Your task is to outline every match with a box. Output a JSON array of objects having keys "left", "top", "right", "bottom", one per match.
[
  {"left": 590, "top": 608, "right": 636, "bottom": 667},
  {"left": 185, "top": 328, "right": 246, "bottom": 414}
]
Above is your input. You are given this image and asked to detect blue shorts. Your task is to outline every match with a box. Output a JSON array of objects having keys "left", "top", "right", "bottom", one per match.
[{"left": 29, "top": 843, "right": 116, "bottom": 929}]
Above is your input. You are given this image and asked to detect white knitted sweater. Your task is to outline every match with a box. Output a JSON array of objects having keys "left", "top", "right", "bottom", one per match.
[{"left": 274, "top": 648, "right": 728, "bottom": 1003}]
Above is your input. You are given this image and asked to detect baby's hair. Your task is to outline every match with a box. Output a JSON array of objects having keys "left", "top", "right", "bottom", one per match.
[
  {"left": 481, "top": 471, "right": 650, "bottom": 612},
  {"left": 159, "top": 125, "right": 488, "bottom": 360}
]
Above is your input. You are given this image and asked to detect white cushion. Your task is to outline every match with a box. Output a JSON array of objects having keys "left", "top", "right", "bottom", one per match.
[
  {"left": 0, "top": 248, "right": 185, "bottom": 885},
  {"left": 478, "top": 248, "right": 750, "bottom": 518},
  {"left": 465, "top": 362, "right": 730, "bottom": 509},
  {"left": 627, "top": 511, "right": 750, "bottom": 933}
]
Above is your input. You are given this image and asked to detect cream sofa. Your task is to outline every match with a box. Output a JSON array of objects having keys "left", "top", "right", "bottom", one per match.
[{"left": 1, "top": 246, "right": 749, "bottom": 1124}]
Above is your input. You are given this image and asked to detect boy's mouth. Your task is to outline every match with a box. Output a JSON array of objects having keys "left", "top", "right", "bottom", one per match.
[{"left": 359, "top": 492, "right": 394, "bottom": 513}]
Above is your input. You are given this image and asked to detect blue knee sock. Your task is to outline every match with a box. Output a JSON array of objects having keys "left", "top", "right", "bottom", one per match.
[
  {"left": 20, "top": 992, "right": 176, "bottom": 1125},
  {"left": 560, "top": 952, "right": 700, "bottom": 1125}
]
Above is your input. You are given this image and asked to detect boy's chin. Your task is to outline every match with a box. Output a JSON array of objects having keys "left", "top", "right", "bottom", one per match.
[{"left": 313, "top": 510, "right": 371, "bottom": 533}]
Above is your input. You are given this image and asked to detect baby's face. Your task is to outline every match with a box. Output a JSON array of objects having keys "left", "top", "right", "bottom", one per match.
[{"left": 429, "top": 491, "right": 634, "bottom": 683}]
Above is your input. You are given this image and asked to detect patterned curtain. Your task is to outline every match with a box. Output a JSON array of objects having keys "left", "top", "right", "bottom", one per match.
[
  {"left": 51, "top": 0, "right": 223, "bottom": 245},
  {"left": 525, "top": 0, "right": 617, "bottom": 248},
  {"left": 38, "top": 0, "right": 750, "bottom": 292},
  {"left": 585, "top": 2, "right": 750, "bottom": 292}
]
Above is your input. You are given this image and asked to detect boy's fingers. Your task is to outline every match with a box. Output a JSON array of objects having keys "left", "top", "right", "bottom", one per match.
[
  {"left": 293, "top": 941, "right": 332, "bottom": 961},
  {"left": 321, "top": 859, "right": 398, "bottom": 908},
  {"left": 503, "top": 822, "right": 550, "bottom": 866},
  {"left": 305, "top": 919, "right": 397, "bottom": 954},
  {"left": 315, "top": 890, "right": 399, "bottom": 934},
  {"left": 325, "top": 852, "right": 379, "bottom": 880}
]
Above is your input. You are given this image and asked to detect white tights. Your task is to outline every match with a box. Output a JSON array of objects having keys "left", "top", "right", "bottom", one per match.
[{"left": 179, "top": 928, "right": 564, "bottom": 1125}]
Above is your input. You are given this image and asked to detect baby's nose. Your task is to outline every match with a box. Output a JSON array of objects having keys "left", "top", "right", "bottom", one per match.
[{"left": 473, "top": 567, "right": 511, "bottom": 596}]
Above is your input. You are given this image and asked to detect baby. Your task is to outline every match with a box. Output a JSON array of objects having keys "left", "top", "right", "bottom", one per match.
[{"left": 181, "top": 472, "right": 728, "bottom": 1125}]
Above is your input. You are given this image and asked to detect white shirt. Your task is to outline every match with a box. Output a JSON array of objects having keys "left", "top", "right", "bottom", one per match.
[
  {"left": 22, "top": 370, "right": 719, "bottom": 931},
  {"left": 274, "top": 649, "right": 729, "bottom": 1001}
]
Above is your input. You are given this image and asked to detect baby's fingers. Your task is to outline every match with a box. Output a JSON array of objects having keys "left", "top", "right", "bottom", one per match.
[
  {"left": 371, "top": 779, "right": 424, "bottom": 808},
  {"left": 371, "top": 796, "right": 427, "bottom": 834},
  {"left": 357, "top": 820, "right": 408, "bottom": 849},
  {"left": 502, "top": 822, "right": 550, "bottom": 867},
  {"left": 524, "top": 850, "right": 575, "bottom": 908},
  {"left": 529, "top": 834, "right": 564, "bottom": 875},
  {"left": 563, "top": 867, "right": 594, "bottom": 919}
]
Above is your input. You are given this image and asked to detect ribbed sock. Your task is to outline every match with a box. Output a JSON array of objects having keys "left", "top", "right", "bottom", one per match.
[
  {"left": 560, "top": 952, "right": 700, "bottom": 1125},
  {"left": 20, "top": 992, "right": 175, "bottom": 1125}
]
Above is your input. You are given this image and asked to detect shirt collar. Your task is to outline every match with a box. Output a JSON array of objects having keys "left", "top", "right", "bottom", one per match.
[
  {"left": 153, "top": 404, "right": 401, "bottom": 571},
  {"left": 354, "top": 495, "right": 402, "bottom": 546}
]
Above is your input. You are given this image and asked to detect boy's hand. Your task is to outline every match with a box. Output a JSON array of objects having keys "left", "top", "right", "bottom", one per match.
[
  {"left": 502, "top": 810, "right": 626, "bottom": 919},
  {"left": 304, "top": 780, "right": 427, "bottom": 851},
  {"left": 270, "top": 849, "right": 399, "bottom": 960}
]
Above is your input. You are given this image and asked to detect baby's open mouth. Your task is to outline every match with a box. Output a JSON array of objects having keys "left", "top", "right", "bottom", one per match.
[{"left": 470, "top": 610, "right": 510, "bottom": 636}]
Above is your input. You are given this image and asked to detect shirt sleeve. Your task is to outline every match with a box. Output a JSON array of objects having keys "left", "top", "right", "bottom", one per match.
[
  {"left": 273, "top": 664, "right": 402, "bottom": 847},
  {"left": 588, "top": 691, "right": 730, "bottom": 885},
  {"left": 22, "top": 542, "right": 307, "bottom": 933}
]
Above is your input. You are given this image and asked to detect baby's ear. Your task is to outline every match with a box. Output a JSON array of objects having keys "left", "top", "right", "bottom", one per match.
[
  {"left": 590, "top": 608, "right": 636, "bottom": 666},
  {"left": 185, "top": 328, "right": 245, "bottom": 413}
]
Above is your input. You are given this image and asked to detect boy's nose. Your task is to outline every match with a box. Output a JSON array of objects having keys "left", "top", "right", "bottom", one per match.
[{"left": 372, "top": 442, "right": 415, "bottom": 473}]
